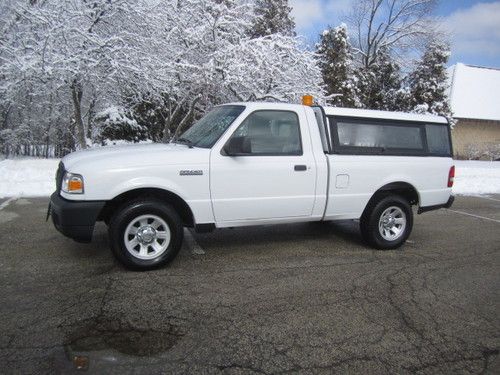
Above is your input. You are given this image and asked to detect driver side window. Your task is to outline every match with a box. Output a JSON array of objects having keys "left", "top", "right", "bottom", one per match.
[{"left": 228, "top": 110, "right": 302, "bottom": 156}]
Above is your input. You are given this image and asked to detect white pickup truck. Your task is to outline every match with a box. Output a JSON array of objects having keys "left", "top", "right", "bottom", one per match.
[{"left": 49, "top": 101, "right": 455, "bottom": 270}]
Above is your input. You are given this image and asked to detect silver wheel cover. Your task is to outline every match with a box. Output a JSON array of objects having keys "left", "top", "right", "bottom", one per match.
[
  {"left": 378, "top": 206, "right": 406, "bottom": 241},
  {"left": 124, "top": 214, "right": 171, "bottom": 260}
]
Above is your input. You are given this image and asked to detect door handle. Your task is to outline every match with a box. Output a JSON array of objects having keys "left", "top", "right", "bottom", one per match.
[{"left": 294, "top": 165, "right": 307, "bottom": 171}]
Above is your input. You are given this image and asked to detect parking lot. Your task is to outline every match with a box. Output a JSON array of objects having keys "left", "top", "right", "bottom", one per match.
[{"left": 0, "top": 195, "right": 498, "bottom": 374}]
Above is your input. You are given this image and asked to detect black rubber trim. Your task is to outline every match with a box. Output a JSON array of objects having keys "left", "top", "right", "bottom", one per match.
[
  {"left": 311, "top": 105, "right": 331, "bottom": 153},
  {"left": 49, "top": 192, "right": 105, "bottom": 243},
  {"left": 417, "top": 195, "right": 454, "bottom": 214},
  {"left": 55, "top": 162, "right": 65, "bottom": 193},
  {"left": 194, "top": 223, "right": 215, "bottom": 233}
]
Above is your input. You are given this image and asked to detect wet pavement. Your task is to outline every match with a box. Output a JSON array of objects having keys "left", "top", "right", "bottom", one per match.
[{"left": 0, "top": 196, "right": 499, "bottom": 374}]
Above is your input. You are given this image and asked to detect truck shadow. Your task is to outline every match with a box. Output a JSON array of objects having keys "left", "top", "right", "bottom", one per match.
[
  {"left": 193, "top": 220, "right": 368, "bottom": 251},
  {"left": 60, "top": 221, "right": 370, "bottom": 271}
]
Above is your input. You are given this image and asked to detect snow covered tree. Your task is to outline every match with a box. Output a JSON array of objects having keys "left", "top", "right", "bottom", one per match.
[
  {"left": 0, "top": 0, "right": 172, "bottom": 150},
  {"left": 250, "top": 0, "right": 296, "bottom": 37},
  {"left": 144, "top": 0, "right": 322, "bottom": 140},
  {"left": 94, "top": 106, "right": 148, "bottom": 144},
  {"left": 483, "top": 143, "right": 500, "bottom": 161},
  {"left": 0, "top": 0, "right": 324, "bottom": 154},
  {"left": 129, "top": 95, "right": 171, "bottom": 142},
  {"left": 356, "top": 48, "right": 403, "bottom": 110},
  {"left": 406, "top": 40, "right": 451, "bottom": 116},
  {"left": 316, "top": 24, "right": 360, "bottom": 107}
]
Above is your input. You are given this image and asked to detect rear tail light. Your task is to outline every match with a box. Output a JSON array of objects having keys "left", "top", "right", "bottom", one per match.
[{"left": 447, "top": 166, "right": 455, "bottom": 188}]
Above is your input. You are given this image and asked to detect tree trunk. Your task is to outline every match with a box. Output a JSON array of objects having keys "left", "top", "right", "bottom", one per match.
[
  {"left": 161, "top": 100, "right": 184, "bottom": 142},
  {"left": 172, "top": 96, "right": 201, "bottom": 139},
  {"left": 161, "top": 120, "right": 172, "bottom": 142},
  {"left": 71, "top": 81, "right": 87, "bottom": 149},
  {"left": 44, "top": 94, "right": 53, "bottom": 158},
  {"left": 87, "top": 97, "right": 96, "bottom": 140}
]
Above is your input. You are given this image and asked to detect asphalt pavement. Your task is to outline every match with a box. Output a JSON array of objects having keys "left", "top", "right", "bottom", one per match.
[{"left": 0, "top": 196, "right": 498, "bottom": 374}]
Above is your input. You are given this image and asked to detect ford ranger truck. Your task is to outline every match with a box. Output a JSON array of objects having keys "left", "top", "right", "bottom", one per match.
[{"left": 49, "top": 100, "right": 455, "bottom": 270}]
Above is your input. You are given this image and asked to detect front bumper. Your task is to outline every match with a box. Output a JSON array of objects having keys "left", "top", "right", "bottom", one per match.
[{"left": 49, "top": 192, "right": 105, "bottom": 243}]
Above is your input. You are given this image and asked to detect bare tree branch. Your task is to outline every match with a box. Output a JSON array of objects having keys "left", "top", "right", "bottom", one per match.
[{"left": 346, "top": 0, "right": 437, "bottom": 68}]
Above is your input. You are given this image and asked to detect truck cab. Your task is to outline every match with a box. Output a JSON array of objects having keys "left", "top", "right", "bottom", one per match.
[{"left": 49, "top": 101, "right": 454, "bottom": 270}]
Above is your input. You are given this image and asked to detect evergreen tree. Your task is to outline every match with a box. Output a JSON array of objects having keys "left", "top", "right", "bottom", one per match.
[
  {"left": 407, "top": 40, "right": 451, "bottom": 116},
  {"left": 316, "top": 24, "right": 359, "bottom": 107},
  {"left": 250, "top": 0, "right": 295, "bottom": 38},
  {"left": 356, "top": 48, "right": 403, "bottom": 111}
]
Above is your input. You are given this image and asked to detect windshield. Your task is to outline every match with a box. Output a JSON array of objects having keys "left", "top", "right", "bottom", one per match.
[{"left": 178, "top": 105, "right": 245, "bottom": 148}]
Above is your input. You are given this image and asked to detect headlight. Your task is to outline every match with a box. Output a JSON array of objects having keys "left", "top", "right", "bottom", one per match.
[{"left": 62, "top": 172, "right": 84, "bottom": 194}]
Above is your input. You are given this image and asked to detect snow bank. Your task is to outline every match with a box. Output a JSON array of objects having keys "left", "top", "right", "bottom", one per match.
[
  {"left": 0, "top": 158, "right": 59, "bottom": 198},
  {"left": 453, "top": 160, "right": 500, "bottom": 196},
  {"left": 0, "top": 158, "right": 499, "bottom": 198}
]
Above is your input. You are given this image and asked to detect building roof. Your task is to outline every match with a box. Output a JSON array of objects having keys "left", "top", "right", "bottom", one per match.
[{"left": 448, "top": 63, "right": 500, "bottom": 121}]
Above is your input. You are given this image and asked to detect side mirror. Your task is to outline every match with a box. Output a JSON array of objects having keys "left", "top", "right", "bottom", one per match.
[{"left": 223, "top": 136, "right": 251, "bottom": 156}]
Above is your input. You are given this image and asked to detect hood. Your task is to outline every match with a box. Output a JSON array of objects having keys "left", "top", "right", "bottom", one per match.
[{"left": 62, "top": 143, "right": 210, "bottom": 173}]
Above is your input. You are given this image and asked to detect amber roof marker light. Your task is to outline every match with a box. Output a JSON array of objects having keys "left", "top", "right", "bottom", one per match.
[{"left": 302, "top": 95, "right": 314, "bottom": 106}]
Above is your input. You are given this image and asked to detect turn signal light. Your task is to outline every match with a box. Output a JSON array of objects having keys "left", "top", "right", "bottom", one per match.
[
  {"left": 302, "top": 95, "right": 314, "bottom": 106},
  {"left": 447, "top": 166, "right": 455, "bottom": 188},
  {"left": 62, "top": 172, "right": 84, "bottom": 194},
  {"left": 68, "top": 179, "right": 83, "bottom": 192}
]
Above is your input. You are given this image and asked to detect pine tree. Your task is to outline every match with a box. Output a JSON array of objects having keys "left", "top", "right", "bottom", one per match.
[
  {"left": 407, "top": 40, "right": 451, "bottom": 116},
  {"left": 316, "top": 24, "right": 359, "bottom": 107},
  {"left": 356, "top": 48, "right": 403, "bottom": 111},
  {"left": 250, "top": 0, "right": 295, "bottom": 38}
]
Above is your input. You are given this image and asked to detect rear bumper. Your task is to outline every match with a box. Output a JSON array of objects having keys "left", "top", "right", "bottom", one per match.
[
  {"left": 417, "top": 195, "right": 454, "bottom": 214},
  {"left": 49, "top": 192, "right": 105, "bottom": 243}
]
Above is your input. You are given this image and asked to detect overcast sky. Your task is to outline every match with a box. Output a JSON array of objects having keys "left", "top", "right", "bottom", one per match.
[{"left": 289, "top": 0, "right": 500, "bottom": 68}]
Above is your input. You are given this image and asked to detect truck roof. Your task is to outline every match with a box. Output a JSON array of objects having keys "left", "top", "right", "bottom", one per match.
[
  {"left": 226, "top": 102, "right": 448, "bottom": 125},
  {"left": 323, "top": 106, "right": 448, "bottom": 124}
]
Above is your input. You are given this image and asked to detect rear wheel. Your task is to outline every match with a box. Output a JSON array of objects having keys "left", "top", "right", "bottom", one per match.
[
  {"left": 108, "top": 199, "right": 184, "bottom": 270},
  {"left": 360, "top": 195, "right": 413, "bottom": 249}
]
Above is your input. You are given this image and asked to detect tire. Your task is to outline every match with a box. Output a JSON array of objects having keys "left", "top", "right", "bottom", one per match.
[
  {"left": 108, "top": 199, "right": 184, "bottom": 270},
  {"left": 360, "top": 194, "right": 413, "bottom": 250}
]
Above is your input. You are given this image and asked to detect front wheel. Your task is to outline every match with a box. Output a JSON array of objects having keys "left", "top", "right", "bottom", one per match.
[
  {"left": 360, "top": 195, "right": 413, "bottom": 249},
  {"left": 108, "top": 199, "right": 184, "bottom": 270}
]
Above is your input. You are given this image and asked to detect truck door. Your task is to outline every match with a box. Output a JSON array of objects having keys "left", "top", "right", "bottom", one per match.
[{"left": 210, "top": 108, "right": 317, "bottom": 224}]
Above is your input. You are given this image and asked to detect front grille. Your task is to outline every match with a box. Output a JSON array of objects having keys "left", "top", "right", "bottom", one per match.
[{"left": 56, "top": 162, "right": 65, "bottom": 193}]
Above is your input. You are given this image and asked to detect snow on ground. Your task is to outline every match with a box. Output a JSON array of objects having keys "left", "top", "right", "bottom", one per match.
[
  {"left": 0, "top": 157, "right": 499, "bottom": 198},
  {"left": 0, "top": 158, "right": 60, "bottom": 199},
  {"left": 453, "top": 160, "right": 500, "bottom": 196}
]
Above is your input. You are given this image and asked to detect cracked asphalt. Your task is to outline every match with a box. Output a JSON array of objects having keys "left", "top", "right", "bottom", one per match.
[{"left": 0, "top": 196, "right": 499, "bottom": 374}]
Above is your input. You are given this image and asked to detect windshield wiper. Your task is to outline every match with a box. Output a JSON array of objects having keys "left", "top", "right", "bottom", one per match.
[{"left": 173, "top": 137, "right": 194, "bottom": 148}]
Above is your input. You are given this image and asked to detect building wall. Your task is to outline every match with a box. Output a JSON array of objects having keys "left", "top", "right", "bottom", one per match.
[{"left": 451, "top": 118, "right": 500, "bottom": 159}]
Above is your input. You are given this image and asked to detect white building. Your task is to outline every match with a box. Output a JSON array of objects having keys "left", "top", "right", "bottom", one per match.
[{"left": 448, "top": 63, "right": 500, "bottom": 159}]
